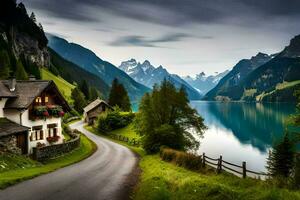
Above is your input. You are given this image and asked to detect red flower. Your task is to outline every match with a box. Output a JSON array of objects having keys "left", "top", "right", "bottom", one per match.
[
  {"left": 46, "top": 136, "right": 60, "bottom": 143},
  {"left": 59, "top": 111, "right": 65, "bottom": 117},
  {"left": 43, "top": 111, "right": 49, "bottom": 117}
]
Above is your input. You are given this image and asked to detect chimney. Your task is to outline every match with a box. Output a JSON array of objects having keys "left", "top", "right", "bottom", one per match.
[
  {"left": 9, "top": 77, "right": 16, "bottom": 92},
  {"left": 29, "top": 75, "right": 36, "bottom": 81}
]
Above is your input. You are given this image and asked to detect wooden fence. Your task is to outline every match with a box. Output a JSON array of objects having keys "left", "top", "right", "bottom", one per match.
[
  {"left": 202, "top": 153, "right": 268, "bottom": 179},
  {"left": 110, "top": 134, "right": 141, "bottom": 146}
]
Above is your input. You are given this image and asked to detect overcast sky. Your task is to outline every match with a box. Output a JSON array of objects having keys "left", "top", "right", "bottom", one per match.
[{"left": 21, "top": 0, "right": 300, "bottom": 76}]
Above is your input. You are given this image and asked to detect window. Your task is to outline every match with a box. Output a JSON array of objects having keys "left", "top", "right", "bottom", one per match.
[
  {"left": 31, "top": 126, "right": 43, "bottom": 141},
  {"left": 35, "top": 97, "right": 42, "bottom": 103},
  {"left": 53, "top": 128, "right": 57, "bottom": 137},
  {"left": 40, "top": 130, "right": 44, "bottom": 140},
  {"left": 45, "top": 96, "right": 49, "bottom": 103}
]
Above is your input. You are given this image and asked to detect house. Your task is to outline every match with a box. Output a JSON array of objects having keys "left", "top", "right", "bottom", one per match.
[
  {"left": 0, "top": 78, "right": 70, "bottom": 155},
  {"left": 83, "top": 98, "right": 112, "bottom": 125}
]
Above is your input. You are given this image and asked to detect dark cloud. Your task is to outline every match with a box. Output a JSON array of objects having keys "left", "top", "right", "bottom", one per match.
[
  {"left": 109, "top": 33, "right": 197, "bottom": 47},
  {"left": 22, "top": 0, "right": 300, "bottom": 26}
]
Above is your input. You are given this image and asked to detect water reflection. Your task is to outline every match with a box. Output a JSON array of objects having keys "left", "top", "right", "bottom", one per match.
[{"left": 191, "top": 101, "right": 296, "bottom": 172}]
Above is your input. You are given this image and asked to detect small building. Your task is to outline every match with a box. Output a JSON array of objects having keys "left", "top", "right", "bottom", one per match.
[
  {"left": 0, "top": 78, "right": 71, "bottom": 154},
  {"left": 83, "top": 98, "right": 112, "bottom": 125}
]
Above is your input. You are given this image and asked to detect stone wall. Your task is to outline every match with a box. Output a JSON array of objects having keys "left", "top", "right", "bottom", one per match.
[
  {"left": 0, "top": 135, "right": 22, "bottom": 154},
  {"left": 33, "top": 132, "right": 80, "bottom": 161}
]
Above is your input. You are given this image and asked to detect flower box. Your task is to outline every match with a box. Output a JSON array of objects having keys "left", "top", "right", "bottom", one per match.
[{"left": 46, "top": 136, "right": 60, "bottom": 143}]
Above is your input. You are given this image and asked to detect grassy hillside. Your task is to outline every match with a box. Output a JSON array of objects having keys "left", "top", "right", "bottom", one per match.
[
  {"left": 49, "top": 48, "right": 110, "bottom": 98},
  {"left": 41, "top": 68, "right": 75, "bottom": 102},
  {"left": 256, "top": 80, "right": 300, "bottom": 102}
]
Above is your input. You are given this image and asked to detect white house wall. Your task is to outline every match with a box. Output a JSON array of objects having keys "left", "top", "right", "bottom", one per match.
[
  {"left": 4, "top": 109, "right": 21, "bottom": 124},
  {"left": 21, "top": 110, "right": 64, "bottom": 154},
  {"left": 4, "top": 109, "right": 64, "bottom": 154}
]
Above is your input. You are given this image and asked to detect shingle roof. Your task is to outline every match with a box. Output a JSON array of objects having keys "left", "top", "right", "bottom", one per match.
[
  {"left": 0, "top": 118, "right": 29, "bottom": 137},
  {"left": 83, "top": 98, "right": 111, "bottom": 113},
  {"left": 0, "top": 80, "right": 71, "bottom": 110},
  {"left": 0, "top": 82, "right": 17, "bottom": 98},
  {"left": 1, "top": 80, "right": 50, "bottom": 109}
]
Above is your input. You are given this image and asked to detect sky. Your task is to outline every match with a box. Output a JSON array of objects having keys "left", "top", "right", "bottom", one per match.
[{"left": 21, "top": 0, "right": 300, "bottom": 76}]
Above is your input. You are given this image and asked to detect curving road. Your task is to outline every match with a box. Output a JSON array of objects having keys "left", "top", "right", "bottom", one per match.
[{"left": 0, "top": 121, "right": 138, "bottom": 200}]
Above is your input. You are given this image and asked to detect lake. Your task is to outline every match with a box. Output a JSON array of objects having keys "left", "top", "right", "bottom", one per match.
[{"left": 191, "top": 101, "right": 297, "bottom": 173}]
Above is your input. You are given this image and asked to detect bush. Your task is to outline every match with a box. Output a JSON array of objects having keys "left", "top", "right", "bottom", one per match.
[
  {"left": 96, "top": 111, "right": 135, "bottom": 134},
  {"left": 62, "top": 123, "right": 72, "bottom": 135},
  {"left": 160, "top": 147, "right": 202, "bottom": 171},
  {"left": 143, "top": 124, "right": 184, "bottom": 153},
  {"left": 294, "top": 154, "right": 300, "bottom": 188},
  {"left": 63, "top": 108, "right": 80, "bottom": 123}
]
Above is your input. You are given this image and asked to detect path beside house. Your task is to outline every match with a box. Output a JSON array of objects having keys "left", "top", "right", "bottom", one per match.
[{"left": 0, "top": 121, "right": 138, "bottom": 200}]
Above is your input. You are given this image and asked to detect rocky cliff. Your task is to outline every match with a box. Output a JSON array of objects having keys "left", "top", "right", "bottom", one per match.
[{"left": 0, "top": 0, "right": 49, "bottom": 68}]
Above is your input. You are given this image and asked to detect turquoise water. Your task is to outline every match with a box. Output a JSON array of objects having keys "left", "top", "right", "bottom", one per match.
[{"left": 191, "top": 101, "right": 297, "bottom": 173}]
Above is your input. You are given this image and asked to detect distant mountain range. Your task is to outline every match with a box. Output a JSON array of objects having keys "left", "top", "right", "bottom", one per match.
[
  {"left": 182, "top": 71, "right": 229, "bottom": 95},
  {"left": 204, "top": 35, "right": 300, "bottom": 102},
  {"left": 47, "top": 35, "right": 150, "bottom": 101},
  {"left": 119, "top": 59, "right": 202, "bottom": 100}
]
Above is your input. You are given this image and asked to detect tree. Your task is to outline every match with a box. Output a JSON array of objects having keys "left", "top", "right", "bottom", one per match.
[
  {"left": 15, "top": 60, "right": 28, "bottom": 80},
  {"left": 38, "top": 23, "right": 43, "bottom": 31},
  {"left": 134, "top": 80, "right": 207, "bottom": 153},
  {"left": 108, "top": 79, "right": 131, "bottom": 111},
  {"left": 71, "top": 87, "right": 87, "bottom": 113},
  {"left": 30, "top": 12, "right": 36, "bottom": 23},
  {"left": 80, "top": 80, "right": 90, "bottom": 100},
  {"left": 0, "top": 50, "right": 10, "bottom": 79},
  {"left": 90, "top": 87, "right": 100, "bottom": 100},
  {"left": 21, "top": 55, "right": 41, "bottom": 79},
  {"left": 266, "top": 133, "right": 295, "bottom": 178}
]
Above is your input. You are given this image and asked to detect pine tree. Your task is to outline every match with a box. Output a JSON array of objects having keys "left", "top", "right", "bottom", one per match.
[
  {"left": 30, "top": 12, "right": 36, "bottom": 23},
  {"left": 294, "top": 154, "right": 300, "bottom": 188},
  {"left": 38, "top": 23, "right": 43, "bottom": 31},
  {"left": 108, "top": 78, "right": 131, "bottom": 111},
  {"left": 15, "top": 60, "right": 28, "bottom": 80},
  {"left": 0, "top": 50, "right": 10, "bottom": 79},
  {"left": 71, "top": 87, "right": 87, "bottom": 113},
  {"left": 80, "top": 80, "right": 90, "bottom": 100},
  {"left": 89, "top": 87, "right": 100, "bottom": 100},
  {"left": 267, "top": 133, "right": 295, "bottom": 178}
]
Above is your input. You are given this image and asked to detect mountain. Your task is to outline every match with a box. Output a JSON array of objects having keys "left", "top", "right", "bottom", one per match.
[
  {"left": 0, "top": 0, "right": 111, "bottom": 101},
  {"left": 0, "top": 0, "right": 49, "bottom": 76},
  {"left": 241, "top": 35, "right": 300, "bottom": 102},
  {"left": 119, "top": 59, "right": 202, "bottom": 100},
  {"left": 47, "top": 35, "right": 150, "bottom": 101},
  {"left": 183, "top": 70, "right": 229, "bottom": 95},
  {"left": 49, "top": 48, "right": 110, "bottom": 98},
  {"left": 204, "top": 52, "right": 273, "bottom": 100},
  {"left": 204, "top": 35, "right": 300, "bottom": 102}
]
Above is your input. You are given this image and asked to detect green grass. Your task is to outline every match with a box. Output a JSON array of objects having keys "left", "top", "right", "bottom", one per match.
[
  {"left": 0, "top": 134, "right": 96, "bottom": 189},
  {"left": 41, "top": 68, "right": 75, "bottom": 102},
  {"left": 109, "top": 124, "right": 141, "bottom": 141},
  {"left": 62, "top": 131, "right": 71, "bottom": 141},
  {"left": 135, "top": 155, "right": 300, "bottom": 200},
  {"left": 276, "top": 80, "right": 300, "bottom": 90},
  {"left": 256, "top": 80, "right": 300, "bottom": 101},
  {"left": 85, "top": 124, "right": 300, "bottom": 200}
]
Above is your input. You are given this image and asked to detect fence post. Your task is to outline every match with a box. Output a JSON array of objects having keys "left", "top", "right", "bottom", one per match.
[
  {"left": 217, "top": 155, "right": 222, "bottom": 174},
  {"left": 202, "top": 153, "right": 206, "bottom": 167},
  {"left": 242, "top": 161, "right": 246, "bottom": 178}
]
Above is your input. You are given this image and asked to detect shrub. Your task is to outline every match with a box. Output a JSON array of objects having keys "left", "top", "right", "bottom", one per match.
[
  {"left": 62, "top": 123, "right": 72, "bottom": 135},
  {"left": 96, "top": 111, "right": 135, "bottom": 134},
  {"left": 294, "top": 154, "right": 300, "bottom": 188},
  {"left": 143, "top": 124, "right": 184, "bottom": 154},
  {"left": 160, "top": 147, "right": 202, "bottom": 171}
]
